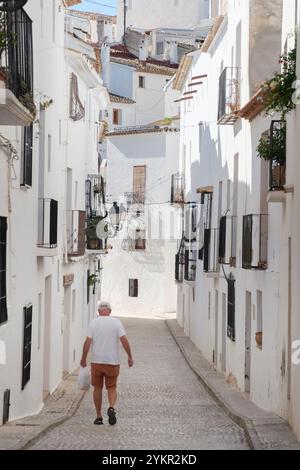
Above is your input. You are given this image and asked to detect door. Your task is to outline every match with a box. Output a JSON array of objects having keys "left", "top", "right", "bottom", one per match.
[
  {"left": 221, "top": 293, "right": 226, "bottom": 372},
  {"left": 62, "top": 286, "right": 71, "bottom": 375},
  {"left": 43, "top": 275, "right": 52, "bottom": 394},
  {"left": 245, "top": 291, "right": 252, "bottom": 393},
  {"left": 214, "top": 290, "right": 219, "bottom": 366}
]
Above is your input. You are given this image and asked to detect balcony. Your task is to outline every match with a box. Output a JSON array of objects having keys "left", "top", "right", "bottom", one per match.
[
  {"left": 0, "top": 7, "right": 34, "bottom": 125},
  {"left": 218, "top": 67, "right": 240, "bottom": 125},
  {"left": 86, "top": 216, "right": 108, "bottom": 253},
  {"left": 203, "top": 228, "right": 219, "bottom": 274},
  {"left": 242, "top": 214, "right": 268, "bottom": 270},
  {"left": 66, "top": 210, "right": 86, "bottom": 257},
  {"left": 124, "top": 192, "right": 145, "bottom": 214},
  {"left": 37, "top": 199, "right": 58, "bottom": 257},
  {"left": 219, "top": 215, "right": 237, "bottom": 267},
  {"left": 267, "top": 120, "right": 286, "bottom": 201},
  {"left": 171, "top": 173, "right": 185, "bottom": 205},
  {"left": 86, "top": 174, "right": 106, "bottom": 219},
  {"left": 184, "top": 249, "right": 197, "bottom": 282}
]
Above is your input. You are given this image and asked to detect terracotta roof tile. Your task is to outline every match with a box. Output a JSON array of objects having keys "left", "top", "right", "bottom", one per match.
[{"left": 109, "top": 93, "right": 136, "bottom": 104}]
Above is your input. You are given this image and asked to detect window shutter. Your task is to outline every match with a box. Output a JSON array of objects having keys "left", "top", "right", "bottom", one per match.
[
  {"left": 242, "top": 215, "right": 253, "bottom": 269},
  {"left": 129, "top": 279, "right": 138, "bottom": 297},
  {"left": 2, "top": 389, "right": 10, "bottom": 425},
  {"left": 22, "top": 305, "right": 33, "bottom": 390},
  {"left": 0, "top": 217, "right": 7, "bottom": 325},
  {"left": 227, "top": 279, "right": 235, "bottom": 341},
  {"left": 203, "top": 228, "right": 211, "bottom": 272},
  {"left": 21, "top": 125, "right": 33, "bottom": 187},
  {"left": 133, "top": 166, "right": 146, "bottom": 203},
  {"left": 219, "top": 216, "right": 227, "bottom": 262}
]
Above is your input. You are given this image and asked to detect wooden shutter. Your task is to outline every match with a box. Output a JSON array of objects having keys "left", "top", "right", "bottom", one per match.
[
  {"left": 227, "top": 279, "right": 235, "bottom": 341},
  {"left": 21, "top": 124, "right": 33, "bottom": 187},
  {"left": 113, "top": 109, "right": 119, "bottom": 125},
  {"left": 0, "top": 217, "right": 7, "bottom": 325},
  {"left": 22, "top": 304, "right": 33, "bottom": 390},
  {"left": 133, "top": 166, "right": 146, "bottom": 203}
]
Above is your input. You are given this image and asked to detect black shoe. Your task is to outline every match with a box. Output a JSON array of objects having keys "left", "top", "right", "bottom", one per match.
[
  {"left": 107, "top": 407, "right": 117, "bottom": 426},
  {"left": 94, "top": 417, "right": 103, "bottom": 425}
]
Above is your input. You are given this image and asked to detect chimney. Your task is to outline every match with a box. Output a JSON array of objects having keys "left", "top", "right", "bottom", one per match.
[
  {"left": 101, "top": 42, "right": 111, "bottom": 88},
  {"left": 139, "top": 39, "right": 148, "bottom": 63},
  {"left": 169, "top": 40, "right": 178, "bottom": 64}
]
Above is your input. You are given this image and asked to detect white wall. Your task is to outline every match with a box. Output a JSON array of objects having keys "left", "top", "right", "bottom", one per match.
[{"left": 102, "top": 131, "right": 180, "bottom": 317}]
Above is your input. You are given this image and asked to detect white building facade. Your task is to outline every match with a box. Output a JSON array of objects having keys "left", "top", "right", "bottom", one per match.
[
  {"left": 0, "top": 0, "right": 108, "bottom": 424},
  {"left": 175, "top": 0, "right": 297, "bottom": 428}
]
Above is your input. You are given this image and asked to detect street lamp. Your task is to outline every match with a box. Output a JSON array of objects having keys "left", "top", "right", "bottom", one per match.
[
  {"left": 0, "top": 1, "right": 28, "bottom": 11},
  {"left": 109, "top": 201, "right": 126, "bottom": 231}
]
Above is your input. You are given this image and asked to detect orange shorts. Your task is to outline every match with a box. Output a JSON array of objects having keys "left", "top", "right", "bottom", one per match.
[{"left": 91, "top": 363, "right": 120, "bottom": 390}]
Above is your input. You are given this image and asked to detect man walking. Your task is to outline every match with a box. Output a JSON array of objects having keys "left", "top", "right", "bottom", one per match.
[{"left": 80, "top": 301, "right": 133, "bottom": 426}]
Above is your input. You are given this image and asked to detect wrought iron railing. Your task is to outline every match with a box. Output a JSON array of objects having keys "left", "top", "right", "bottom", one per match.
[
  {"left": 218, "top": 67, "right": 240, "bottom": 125},
  {"left": 219, "top": 215, "right": 237, "bottom": 266},
  {"left": 37, "top": 199, "right": 58, "bottom": 249},
  {"left": 242, "top": 214, "right": 268, "bottom": 270},
  {"left": 171, "top": 173, "right": 185, "bottom": 204},
  {"left": 0, "top": 8, "right": 33, "bottom": 102},
  {"left": 66, "top": 210, "right": 86, "bottom": 256},
  {"left": 86, "top": 174, "right": 106, "bottom": 219},
  {"left": 175, "top": 235, "right": 185, "bottom": 282},
  {"left": 269, "top": 120, "right": 286, "bottom": 190},
  {"left": 184, "top": 249, "right": 197, "bottom": 282}
]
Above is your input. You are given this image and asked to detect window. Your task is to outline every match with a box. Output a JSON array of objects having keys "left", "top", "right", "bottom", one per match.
[
  {"left": 156, "top": 41, "right": 164, "bottom": 55},
  {"left": 22, "top": 304, "right": 33, "bottom": 390},
  {"left": 112, "top": 109, "right": 122, "bottom": 125},
  {"left": 198, "top": 192, "right": 212, "bottom": 259},
  {"left": 133, "top": 165, "right": 146, "bottom": 203},
  {"left": 227, "top": 279, "right": 235, "bottom": 341},
  {"left": 129, "top": 279, "right": 138, "bottom": 297},
  {"left": 21, "top": 125, "right": 33, "bottom": 187},
  {"left": 0, "top": 217, "right": 7, "bottom": 325},
  {"left": 139, "top": 76, "right": 145, "bottom": 88},
  {"left": 135, "top": 229, "right": 146, "bottom": 250}
]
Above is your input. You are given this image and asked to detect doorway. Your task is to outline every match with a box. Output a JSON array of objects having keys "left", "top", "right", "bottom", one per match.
[
  {"left": 62, "top": 286, "right": 71, "bottom": 375},
  {"left": 245, "top": 291, "right": 252, "bottom": 393},
  {"left": 221, "top": 293, "right": 226, "bottom": 372},
  {"left": 43, "top": 275, "right": 52, "bottom": 395}
]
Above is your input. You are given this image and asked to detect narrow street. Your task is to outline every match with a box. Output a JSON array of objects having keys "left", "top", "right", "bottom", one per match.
[{"left": 28, "top": 318, "right": 249, "bottom": 450}]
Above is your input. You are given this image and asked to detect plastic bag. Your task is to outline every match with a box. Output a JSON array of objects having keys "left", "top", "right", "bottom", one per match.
[{"left": 78, "top": 366, "right": 90, "bottom": 391}]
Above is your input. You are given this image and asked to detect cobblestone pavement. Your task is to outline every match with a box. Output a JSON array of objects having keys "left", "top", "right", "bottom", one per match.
[{"left": 29, "top": 318, "right": 249, "bottom": 450}]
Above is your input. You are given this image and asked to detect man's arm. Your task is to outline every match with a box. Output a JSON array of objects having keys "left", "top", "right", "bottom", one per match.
[
  {"left": 80, "top": 337, "right": 92, "bottom": 368},
  {"left": 120, "top": 335, "right": 134, "bottom": 367}
]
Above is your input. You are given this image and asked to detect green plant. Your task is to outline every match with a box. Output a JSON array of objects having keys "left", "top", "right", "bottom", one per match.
[
  {"left": 262, "top": 46, "right": 297, "bottom": 118},
  {"left": 40, "top": 98, "right": 54, "bottom": 110},
  {"left": 19, "top": 81, "right": 37, "bottom": 118},
  {"left": 88, "top": 274, "right": 98, "bottom": 287},
  {"left": 87, "top": 217, "right": 101, "bottom": 239},
  {"left": 257, "top": 124, "right": 286, "bottom": 162}
]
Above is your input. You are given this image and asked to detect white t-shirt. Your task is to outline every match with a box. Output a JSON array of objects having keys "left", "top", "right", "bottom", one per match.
[{"left": 87, "top": 316, "right": 126, "bottom": 365}]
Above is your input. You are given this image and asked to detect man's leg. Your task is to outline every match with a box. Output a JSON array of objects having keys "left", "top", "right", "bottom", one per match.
[
  {"left": 93, "top": 386, "right": 103, "bottom": 419},
  {"left": 107, "top": 387, "right": 117, "bottom": 409}
]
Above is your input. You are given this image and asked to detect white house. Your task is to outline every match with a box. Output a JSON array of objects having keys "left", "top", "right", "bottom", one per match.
[
  {"left": 174, "top": 0, "right": 295, "bottom": 428},
  {"left": 0, "top": 0, "right": 108, "bottom": 425}
]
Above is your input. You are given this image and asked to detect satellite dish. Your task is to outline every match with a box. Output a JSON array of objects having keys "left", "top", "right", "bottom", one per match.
[{"left": 0, "top": 0, "right": 28, "bottom": 11}]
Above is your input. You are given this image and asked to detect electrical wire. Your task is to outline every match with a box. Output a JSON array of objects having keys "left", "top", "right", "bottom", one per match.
[{"left": 84, "top": 0, "right": 117, "bottom": 10}]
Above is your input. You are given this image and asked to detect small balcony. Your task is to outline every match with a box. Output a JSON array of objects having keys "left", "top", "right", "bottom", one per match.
[
  {"left": 86, "top": 174, "right": 106, "bottom": 220},
  {"left": 242, "top": 214, "right": 268, "bottom": 270},
  {"left": 219, "top": 215, "right": 237, "bottom": 267},
  {"left": 203, "top": 228, "right": 219, "bottom": 274},
  {"left": 184, "top": 249, "right": 197, "bottom": 282},
  {"left": 218, "top": 67, "right": 240, "bottom": 125},
  {"left": 86, "top": 216, "right": 108, "bottom": 253},
  {"left": 37, "top": 199, "right": 58, "bottom": 257},
  {"left": 66, "top": 210, "right": 86, "bottom": 257},
  {"left": 0, "top": 7, "right": 34, "bottom": 125},
  {"left": 124, "top": 192, "right": 145, "bottom": 214},
  {"left": 171, "top": 173, "right": 185, "bottom": 205}
]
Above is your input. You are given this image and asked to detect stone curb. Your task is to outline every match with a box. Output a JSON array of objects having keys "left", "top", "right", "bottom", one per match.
[
  {"left": 166, "top": 319, "right": 263, "bottom": 450},
  {"left": 13, "top": 390, "right": 86, "bottom": 450}
]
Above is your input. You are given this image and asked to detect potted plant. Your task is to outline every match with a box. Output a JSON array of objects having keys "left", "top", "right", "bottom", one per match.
[
  {"left": 88, "top": 274, "right": 98, "bottom": 287},
  {"left": 87, "top": 217, "right": 101, "bottom": 250},
  {"left": 255, "top": 332, "right": 263, "bottom": 348}
]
